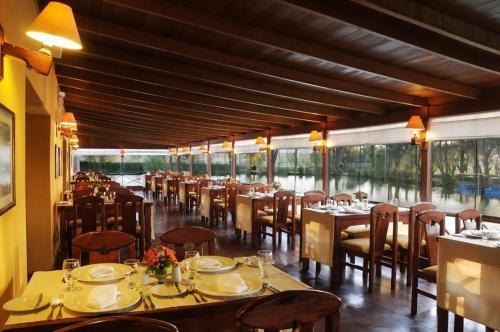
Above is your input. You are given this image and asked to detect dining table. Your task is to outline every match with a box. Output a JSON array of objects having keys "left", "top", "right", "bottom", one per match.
[
  {"left": 178, "top": 181, "right": 198, "bottom": 213},
  {"left": 300, "top": 206, "right": 410, "bottom": 286},
  {"left": 56, "top": 199, "right": 154, "bottom": 257},
  {"left": 436, "top": 235, "right": 500, "bottom": 331},
  {"left": 3, "top": 258, "right": 310, "bottom": 332}
]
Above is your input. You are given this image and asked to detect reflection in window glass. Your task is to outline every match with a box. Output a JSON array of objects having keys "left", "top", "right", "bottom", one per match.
[
  {"left": 178, "top": 155, "right": 190, "bottom": 173},
  {"left": 193, "top": 155, "right": 208, "bottom": 176},
  {"left": 169, "top": 156, "right": 178, "bottom": 172},
  {"left": 272, "top": 148, "right": 322, "bottom": 192},
  {"left": 211, "top": 152, "right": 232, "bottom": 179},
  {"left": 236, "top": 152, "right": 267, "bottom": 184},
  {"left": 329, "top": 143, "right": 420, "bottom": 207},
  {"left": 478, "top": 138, "right": 500, "bottom": 216}
]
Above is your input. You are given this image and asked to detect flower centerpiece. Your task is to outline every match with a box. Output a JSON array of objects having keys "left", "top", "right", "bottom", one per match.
[
  {"left": 91, "top": 182, "right": 109, "bottom": 198},
  {"left": 354, "top": 191, "right": 368, "bottom": 200},
  {"left": 272, "top": 181, "right": 282, "bottom": 191},
  {"left": 142, "top": 246, "right": 178, "bottom": 282}
]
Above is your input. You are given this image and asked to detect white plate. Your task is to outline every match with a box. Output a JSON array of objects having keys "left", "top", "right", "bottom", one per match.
[
  {"left": 2, "top": 294, "right": 49, "bottom": 312},
  {"left": 234, "top": 256, "right": 259, "bottom": 267},
  {"left": 196, "top": 276, "right": 262, "bottom": 298},
  {"left": 190, "top": 256, "right": 237, "bottom": 273},
  {"left": 63, "top": 287, "right": 140, "bottom": 314},
  {"left": 150, "top": 284, "right": 187, "bottom": 297},
  {"left": 74, "top": 263, "right": 130, "bottom": 283},
  {"left": 462, "top": 230, "right": 500, "bottom": 240}
]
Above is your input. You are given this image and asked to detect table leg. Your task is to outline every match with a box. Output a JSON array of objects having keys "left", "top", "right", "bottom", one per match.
[
  {"left": 145, "top": 205, "right": 152, "bottom": 250},
  {"left": 331, "top": 223, "right": 344, "bottom": 285},
  {"left": 251, "top": 201, "right": 258, "bottom": 248},
  {"left": 437, "top": 306, "right": 449, "bottom": 332}
]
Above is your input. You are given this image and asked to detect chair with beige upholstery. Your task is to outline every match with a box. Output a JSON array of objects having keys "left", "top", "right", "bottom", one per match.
[
  {"left": 111, "top": 195, "right": 145, "bottom": 256},
  {"left": 333, "top": 193, "right": 370, "bottom": 239},
  {"left": 72, "top": 231, "right": 136, "bottom": 265},
  {"left": 410, "top": 210, "right": 446, "bottom": 316},
  {"left": 214, "top": 183, "right": 238, "bottom": 227},
  {"left": 160, "top": 226, "right": 217, "bottom": 260},
  {"left": 455, "top": 208, "right": 481, "bottom": 233},
  {"left": 257, "top": 191, "right": 296, "bottom": 251},
  {"left": 341, "top": 203, "right": 399, "bottom": 293},
  {"left": 54, "top": 316, "right": 178, "bottom": 332}
]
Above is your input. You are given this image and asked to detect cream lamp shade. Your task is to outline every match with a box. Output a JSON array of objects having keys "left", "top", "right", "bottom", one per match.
[
  {"left": 60, "top": 112, "right": 77, "bottom": 130},
  {"left": 199, "top": 144, "right": 208, "bottom": 153},
  {"left": 406, "top": 115, "right": 425, "bottom": 131},
  {"left": 69, "top": 134, "right": 78, "bottom": 144},
  {"left": 181, "top": 147, "right": 190, "bottom": 155},
  {"left": 169, "top": 148, "right": 177, "bottom": 155},
  {"left": 223, "top": 141, "right": 232, "bottom": 150},
  {"left": 26, "top": 2, "right": 82, "bottom": 50},
  {"left": 255, "top": 136, "right": 266, "bottom": 145},
  {"left": 309, "top": 130, "right": 322, "bottom": 142}
]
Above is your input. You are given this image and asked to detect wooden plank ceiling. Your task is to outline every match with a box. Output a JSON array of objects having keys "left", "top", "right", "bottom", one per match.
[{"left": 37, "top": 0, "right": 500, "bottom": 148}]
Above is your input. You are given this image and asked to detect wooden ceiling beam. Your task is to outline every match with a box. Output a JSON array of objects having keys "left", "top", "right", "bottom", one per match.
[
  {"left": 64, "top": 93, "right": 270, "bottom": 129},
  {"left": 59, "top": 50, "right": 383, "bottom": 115},
  {"left": 77, "top": 134, "right": 171, "bottom": 149},
  {"left": 59, "top": 77, "right": 304, "bottom": 126},
  {"left": 349, "top": 0, "right": 500, "bottom": 57},
  {"left": 74, "top": 14, "right": 426, "bottom": 106},
  {"left": 56, "top": 62, "right": 364, "bottom": 117},
  {"left": 57, "top": 75, "right": 325, "bottom": 123},
  {"left": 77, "top": 125, "right": 179, "bottom": 144},
  {"left": 96, "top": 1, "right": 480, "bottom": 98}
]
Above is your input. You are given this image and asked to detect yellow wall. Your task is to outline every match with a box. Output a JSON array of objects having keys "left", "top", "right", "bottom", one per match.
[{"left": 0, "top": 0, "right": 68, "bottom": 325}]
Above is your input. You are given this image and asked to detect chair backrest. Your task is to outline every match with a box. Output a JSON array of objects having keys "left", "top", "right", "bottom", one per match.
[
  {"left": 75, "top": 176, "right": 90, "bottom": 182},
  {"left": 331, "top": 193, "right": 352, "bottom": 205},
  {"left": 109, "top": 181, "right": 121, "bottom": 188},
  {"left": 273, "top": 191, "right": 295, "bottom": 226},
  {"left": 304, "top": 190, "right": 326, "bottom": 196},
  {"left": 455, "top": 208, "right": 482, "bottom": 233},
  {"left": 160, "top": 226, "right": 217, "bottom": 260},
  {"left": 301, "top": 192, "right": 326, "bottom": 209},
  {"left": 111, "top": 187, "right": 132, "bottom": 196},
  {"left": 72, "top": 231, "right": 136, "bottom": 264},
  {"left": 72, "top": 188, "right": 93, "bottom": 199},
  {"left": 73, "top": 196, "right": 105, "bottom": 234},
  {"left": 370, "top": 203, "right": 399, "bottom": 255},
  {"left": 413, "top": 210, "right": 446, "bottom": 267},
  {"left": 114, "top": 195, "right": 144, "bottom": 236},
  {"left": 237, "top": 184, "right": 253, "bottom": 194},
  {"left": 225, "top": 183, "right": 239, "bottom": 212},
  {"left": 74, "top": 181, "right": 90, "bottom": 189},
  {"left": 54, "top": 315, "right": 178, "bottom": 332},
  {"left": 237, "top": 290, "right": 341, "bottom": 332},
  {"left": 251, "top": 183, "right": 266, "bottom": 193}
]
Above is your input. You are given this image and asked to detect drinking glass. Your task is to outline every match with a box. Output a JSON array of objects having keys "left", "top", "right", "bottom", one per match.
[
  {"left": 362, "top": 198, "right": 369, "bottom": 209},
  {"left": 257, "top": 250, "right": 273, "bottom": 278},
  {"left": 249, "top": 187, "right": 255, "bottom": 196},
  {"left": 480, "top": 222, "right": 489, "bottom": 241},
  {"left": 184, "top": 251, "right": 200, "bottom": 283},
  {"left": 326, "top": 199, "right": 333, "bottom": 207},
  {"left": 124, "top": 259, "right": 140, "bottom": 289},
  {"left": 62, "top": 258, "right": 80, "bottom": 292}
]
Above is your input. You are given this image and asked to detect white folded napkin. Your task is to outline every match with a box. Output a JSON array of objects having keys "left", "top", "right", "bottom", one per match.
[
  {"left": 199, "top": 258, "right": 223, "bottom": 269},
  {"left": 87, "top": 285, "right": 120, "bottom": 309},
  {"left": 217, "top": 273, "right": 248, "bottom": 294},
  {"left": 89, "top": 265, "right": 116, "bottom": 279}
]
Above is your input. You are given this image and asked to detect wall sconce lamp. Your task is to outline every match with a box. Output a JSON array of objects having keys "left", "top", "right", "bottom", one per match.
[
  {"left": 255, "top": 136, "right": 270, "bottom": 152},
  {"left": 180, "top": 147, "right": 191, "bottom": 155},
  {"left": 59, "top": 111, "right": 77, "bottom": 137},
  {"left": 406, "top": 115, "right": 426, "bottom": 145},
  {"left": 0, "top": 2, "right": 81, "bottom": 80},
  {"left": 199, "top": 144, "right": 209, "bottom": 154},
  {"left": 309, "top": 130, "right": 326, "bottom": 152},
  {"left": 223, "top": 140, "right": 233, "bottom": 153},
  {"left": 68, "top": 134, "right": 79, "bottom": 145},
  {"left": 169, "top": 148, "right": 178, "bottom": 156}
]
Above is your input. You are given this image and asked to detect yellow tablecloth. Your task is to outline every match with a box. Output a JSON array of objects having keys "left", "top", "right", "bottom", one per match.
[
  {"left": 5, "top": 259, "right": 309, "bottom": 327},
  {"left": 437, "top": 236, "right": 500, "bottom": 330}
]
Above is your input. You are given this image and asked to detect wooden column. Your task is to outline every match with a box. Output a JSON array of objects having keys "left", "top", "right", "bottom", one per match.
[
  {"left": 207, "top": 141, "right": 212, "bottom": 177},
  {"left": 322, "top": 127, "right": 329, "bottom": 194},
  {"left": 420, "top": 107, "right": 432, "bottom": 202},
  {"left": 266, "top": 130, "right": 273, "bottom": 184},
  {"left": 231, "top": 137, "right": 236, "bottom": 179}
]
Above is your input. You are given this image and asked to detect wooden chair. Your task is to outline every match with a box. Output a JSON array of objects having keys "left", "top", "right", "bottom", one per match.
[
  {"left": 455, "top": 208, "right": 482, "bottom": 233},
  {"left": 153, "top": 175, "right": 165, "bottom": 200},
  {"left": 160, "top": 226, "right": 217, "bottom": 260},
  {"left": 237, "top": 290, "right": 342, "bottom": 332},
  {"left": 332, "top": 193, "right": 369, "bottom": 239},
  {"left": 110, "top": 187, "right": 132, "bottom": 196},
  {"left": 251, "top": 183, "right": 267, "bottom": 193},
  {"left": 75, "top": 176, "right": 90, "bottom": 182},
  {"left": 72, "top": 231, "right": 136, "bottom": 264},
  {"left": 72, "top": 196, "right": 105, "bottom": 235},
  {"left": 300, "top": 192, "right": 327, "bottom": 273},
  {"left": 410, "top": 210, "right": 446, "bottom": 316},
  {"left": 145, "top": 174, "right": 152, "bottom": 195},
  {"left": 215, "top": 183, "right": 238, "bottom": 227},
  {"left": 72, "top": 188, "right": 93, "bottom": 199},
  {"left": 341, "top": 203, "right": 399, "bottom": 292},
  {"left": 386, "top": 202, "right": 435, "bottom": 287},
  {"left": 166, "top": 177, "right": 181, "bottom": 203},
  {"left": 54, "top": 315, "right": 178, "bottom": 332},
  {"left": 257, "top": 191, "right": 296, "bottom": 251},
  {"left": 112, "top": 195, "right": 145, "bottom": 256},
  {"left": 331, "top": 193, "right": 352, "bottom": 205}
]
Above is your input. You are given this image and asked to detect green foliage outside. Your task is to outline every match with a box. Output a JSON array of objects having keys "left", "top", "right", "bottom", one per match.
[{"left": 79, "top": 155, "right": 168, "bottom": 174}]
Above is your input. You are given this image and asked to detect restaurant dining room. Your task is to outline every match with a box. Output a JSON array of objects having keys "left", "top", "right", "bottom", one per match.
[{"left": 1, "top": 0, "right": 500, "bottom": 331}]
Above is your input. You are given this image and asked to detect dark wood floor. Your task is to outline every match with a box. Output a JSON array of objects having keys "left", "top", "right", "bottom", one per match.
[{"left": 151, "top": 200, "right": 487, "bottom": 332}]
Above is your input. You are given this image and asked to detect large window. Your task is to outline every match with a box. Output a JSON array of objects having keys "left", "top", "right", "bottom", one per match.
[
  {"left": 236, "top": 153, "right": 267, "bottom": 184},
  {"left": 211, "top": 152, "right": 232, "bottom": 179},
  {"left": 432, "top": 138, "right": 500, "bottom": 216},
  {"left": 272, "top": 148, "right": 322, "bottom": 192},
  {"left": 178, "top": 155, "right": 190, "bottom": 173},
  {"left": 193, "top": 155, "right": 208, "bottom": 176},
  {"left": 329, "top": 143, "right": 420, "bottom": 207},
  {"left": 169, "top": 155, "right": 178, "bottom": 172}
]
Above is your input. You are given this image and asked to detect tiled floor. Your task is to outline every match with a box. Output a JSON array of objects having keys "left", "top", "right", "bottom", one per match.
[{"left": 151, "top": 200, "right": 489, "bottom": 332}]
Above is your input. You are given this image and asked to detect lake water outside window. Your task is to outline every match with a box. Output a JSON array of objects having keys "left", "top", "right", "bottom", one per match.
[
  {"left": 431, "top": 138, "right": 500, "bottom": 217},
  {"left": 329, "top": 143, "right": 420, "bottom": 207},
  {"left": 211, "top": 152, "right": 232, "bottom": 179},
  {"left": 193, "top": 155, "right": 207, "bottom": 176},
  {"left": 272, "top": 148, "right": 322, "bottom": 192},
  {"left": 169, "top": 155, "right": 178, "bottom": 172},
  {"left": 236, "top": 152, "right": 267, "bottom": 184},
  {"left": 178, "top": 155, "right": 190, "bottom": 173}
]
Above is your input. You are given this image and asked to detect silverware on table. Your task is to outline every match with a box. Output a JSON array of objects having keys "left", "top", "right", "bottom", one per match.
[
  {"left": 47, "top": 298, "right": 59, "bottom": 320},
  {"left": 56, "top": 298, "right": 64, "bottom": 319},
  {"left": 145, "top": 292, "right": 156, "bottom": 309},
  {"left": 263, "top": 282, "right": 280, "bottom": 294},
  {"left": 174, "top": 282, "right": 182, "bottom": 294},
  {"left": 139, "top": 291, "right": 150, "bottom": 311},
  {"left": 34, "top": 293, "right": 43, "bottom": 309},
  {"left": 194, "top": 289, "right": 208, "bottom": 303},
  {"left": 188, "top": 285, "right": 201, "bottom": 303}
]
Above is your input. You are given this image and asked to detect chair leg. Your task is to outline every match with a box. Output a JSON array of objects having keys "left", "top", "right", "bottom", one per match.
[
  {"left": 349, "top": 254, "right": 355, "bottom": 264},
  {"left": 391, "top": 252, "right": 397, "bottom": 290},
  {"left": 437, "top": 307, "right": 449, "bottom": 332},
  {"left": 411, "top": 278, "right": 418, "bottom": 316},
  {"left": 272, "top": 227, "right": 277, "bottom": 251},
  {"left": 301, "top": 258, "right": 310, "bottom": 272},
  {"left": 362, "top": 259, "right": 368, "bottom": 279},
  {"left": 315, "top": 262, "right": 321, "bottom": 274},
  {"left": 278, "top": 230, "right": 282, "bottom": 246},
  {"left": 376, "top": 262, "right": 382, "bottom": 277},
  {"left": 454, "top": 314, "right": 463, "bottom": 332},
  {"left": 368, "top": 257, "right": 375, "bottom": 293}
]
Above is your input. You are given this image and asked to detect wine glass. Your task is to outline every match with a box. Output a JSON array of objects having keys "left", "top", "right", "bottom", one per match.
[
  {"left": 257, "top": 250, "right": 273, "bottom": 279},
  {"left": 62, "top": 258, "right": 80, "bottom": 292},
  {"left": 184, "top": 251, "right": 200, "bottom": 283},
  {"left": 124, "top": 259, "right": 140, "bottom": 289},
  {"left": 249, "top": 187, "right": 255, "bottom": 196}
]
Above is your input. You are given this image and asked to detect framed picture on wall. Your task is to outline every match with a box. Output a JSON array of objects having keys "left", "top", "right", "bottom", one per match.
[
  {"left": 55, "top": 145, "right": 61, "bottom": 178},
  {"left": 0, "top": 103, "right": 15, "bottom": 216}
]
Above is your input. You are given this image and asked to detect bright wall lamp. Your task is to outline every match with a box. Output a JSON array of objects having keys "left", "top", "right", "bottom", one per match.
[
  {"left": 406, "top": 115, "right": 426, "bottom": 145},
  {"left": 0, "top": 2, "right": 81, "bottom": 79}
]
